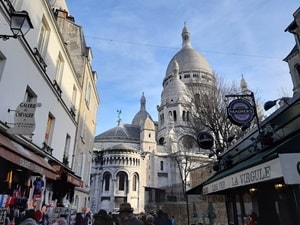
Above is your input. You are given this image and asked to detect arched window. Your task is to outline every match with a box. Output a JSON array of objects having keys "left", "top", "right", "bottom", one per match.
[
  {"left": 296, "top": 64, "right": 300, "bottom": 80},
  {"left": 160, "top": 161, "right": 164, "bottom": 171},
  {"left": 132, "top": 174, "right": 139, "bottom": 192},
  {"left": 181, "top": 135, "right": 197, "bottom": 150},
  {"left": 159, "top": 137, "right": 165, "bottom": 145},
  {"left": 103, "top": 172, "right": 111, "bottom": 191},
  {"left": 117, "top": 172, "right": 128, "bottom": 191},
  {"left": 173, "top": 110, "right": 177, "bottom": 121}
]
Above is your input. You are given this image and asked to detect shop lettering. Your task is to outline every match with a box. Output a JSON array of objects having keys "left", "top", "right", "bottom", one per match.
[
  {"left": 20, "top": 103, "right": 37, "bottom": 108},
  {"left": 240, "top": 166, "right": 271, "bottom": 184},
  {"left": 230, "top": 166, "right": 271, "bottom": 186},
  {"left": 15, "top": 112, "right": 34, "bottom": 118},
  {"left": 211, "top": 180, "right": 226, "bottom": 192}
]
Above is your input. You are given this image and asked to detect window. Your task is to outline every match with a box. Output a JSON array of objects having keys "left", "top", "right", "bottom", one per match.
[
  {"left": 85, "top": 82, "right": 91, "bottom": 107},
  {"left": 45, "top": 113, "right": 55, "bottom": 145},
  {"left": 71, "top": 85, "right": 77, "bottom": 107},
  {"left": 132, "top": 174, "right": 138, "bottom": 192},
  {"left": 79, "top": 152, "right": 86, "bottom": 178},
  {"left": 24, "top": 86, "right": 37, "bottom": 103},
  {"left": 103, "top": 173, "right": 111, "bottom": 191},
  {"left": 0, "top": 52, "right": 6, "bottom": 82},
  {"left": 80, "top": 113, "right": 86, "bottom": 142},
  {"left": 117, "top": 172, "right": 127, "bottom": 191},
  {"left": 158, "top": 137, "right": 164, "bottom": 145},
  {"left": 37, "top": 16, "right": 50, "bottom": 57},
  {"left": 63, "top": 134, "right": 71, "bottom": 165},
  {"left": 173, "top": 110, "right": 177, "bottom": 121},
  {"left": 160, "top": 161, "right": 164, "bottom": 171},
  {"left": 296, "top": 64, "right": 300, "bottom": 80},
  {"left": 55, "top": 53, "right": 64, "bottom": 85}
]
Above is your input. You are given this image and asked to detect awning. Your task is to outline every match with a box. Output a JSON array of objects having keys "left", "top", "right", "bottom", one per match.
[
  {"left": 67, "top": 172, "right": 83, "bottom": 187},
  {"left": 187, "top": 132, "right": 300, "bottom": 195},
  {"left": 51, "top": 163, "right": 83, "bottom": 187},
  {"left": 0, "top": 133, "right": 57, "bottom": 180}
]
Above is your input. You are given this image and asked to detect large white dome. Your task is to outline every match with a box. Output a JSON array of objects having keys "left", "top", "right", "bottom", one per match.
[{"left": 164, "top": 24, "right": 213, "bottom": 80}]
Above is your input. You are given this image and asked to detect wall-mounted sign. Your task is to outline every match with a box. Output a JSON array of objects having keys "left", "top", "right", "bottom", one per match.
[
  {"left": 7, "top": 102, "right": 41, "bottom": 135},
  {"left": 197, "top": 132, "right": 214, "bottom": 149},
  {"left": 202, "top": 158, "right": 283, "bottom": 194},
  {"left": 227, "top": 98, "right": 255, "bottom": 126}
]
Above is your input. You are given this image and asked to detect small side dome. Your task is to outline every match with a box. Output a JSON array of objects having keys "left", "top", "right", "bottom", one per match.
[{"left": 94, "top": 123, "right": 140, "bottom": 142}]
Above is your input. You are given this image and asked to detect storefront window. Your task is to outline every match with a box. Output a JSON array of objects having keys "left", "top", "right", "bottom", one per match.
[
  {"left": 243, "top": 192, "right": 253, "bottom": 216},
  {"left": 235, "top": 194, "right": 243, "bottom": 225}
]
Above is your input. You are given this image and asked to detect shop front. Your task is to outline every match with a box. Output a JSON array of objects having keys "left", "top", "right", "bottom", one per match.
[
  {"left": 188, "top": 95, "right": 300, "bottom": 224},
  {"left": 0, "top": 131, "right": 59, "bottom": 224}
]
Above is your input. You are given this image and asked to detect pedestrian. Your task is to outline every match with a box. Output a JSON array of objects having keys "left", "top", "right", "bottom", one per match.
[
  {"left": 74, "top": 213, "right": 85, "bottom": 225},
  {"left": 19, "top": 209, "right": 38, "bottom": 225},
  {"left": 171, "top": 216, "right": 176, "bottom": 225},
  {"left": 154, "top": 210, "right": 164, "bottom": 225},
  {"left": 145, "top": 215, "right": 154, "bottom": 225},
  {"left": 117, "top": 203, "right": 143, "bottom": 225},
  {"left": 93, "top": 209, "right": 114, "bottom": 225},
  {"left": 248, "top": 212, "right": 259, "bottom": 225},
  {"left": 52, "top": 215, "right": 67, "bottom": 225}
]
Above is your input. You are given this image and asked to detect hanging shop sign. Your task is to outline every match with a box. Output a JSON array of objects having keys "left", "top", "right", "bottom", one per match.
[
  {"left": 227, "top": 98, "right": 255, "bottom": 126},
  {"left": 7, "top": 102, "right": 41, "bottom": 135},
  {"left": 197, "top": 132, "right": 214, "bottom": 149}
]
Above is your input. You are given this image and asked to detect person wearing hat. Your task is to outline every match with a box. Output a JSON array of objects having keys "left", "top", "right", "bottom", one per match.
[{"left": 117, "top": 203, "right": 143, "bottom": 225}]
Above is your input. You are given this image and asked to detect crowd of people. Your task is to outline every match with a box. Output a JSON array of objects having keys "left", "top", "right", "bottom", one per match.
[
  {"left": 91, "top": 203, "right": 176, "bottom": 225},
  {"left": 4, "top": 203, "right": 175, "bottom": 225},
  {"left": 4, "top": 203, "right": 260, "bottom": 225}
]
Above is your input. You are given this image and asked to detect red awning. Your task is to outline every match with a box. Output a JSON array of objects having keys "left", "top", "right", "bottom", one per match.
[{"left": 0, "top": 133, "right": 57, "bottom": 180}]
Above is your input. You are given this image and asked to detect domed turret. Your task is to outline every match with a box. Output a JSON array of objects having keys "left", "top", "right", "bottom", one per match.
[
  {"left": 161, "top": 60, "right": 187, "bottom": 103},
  {"left": 132, "top": 93, "right": 153, "bottom": 126}
]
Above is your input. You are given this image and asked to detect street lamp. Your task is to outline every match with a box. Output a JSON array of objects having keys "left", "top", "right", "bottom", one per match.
[
  {"left": 263, "top": 97, "right": 291, "bottom": 111},
  {"left": 0, "top": 10, "right": 33, "bottom": 40}
]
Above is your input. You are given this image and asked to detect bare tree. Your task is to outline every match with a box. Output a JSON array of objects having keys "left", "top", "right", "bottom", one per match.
[
  {"left": 183, "top": 74, "right": 245, "bottom": 152},
  {"left": 171, "top": 148, "right": 212, "bottom": 225}
]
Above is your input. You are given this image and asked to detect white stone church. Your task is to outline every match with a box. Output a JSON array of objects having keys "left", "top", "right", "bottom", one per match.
[{"left": 90, "top": 24, "right": 217, "bottom": 214}]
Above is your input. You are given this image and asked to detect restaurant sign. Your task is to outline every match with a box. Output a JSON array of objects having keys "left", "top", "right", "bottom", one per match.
[
  {"left": 227, "top": 98, "right": 255, "bottom": 126},
  {"left": 7, "top": 102, "right": 41, "bottom": 135},
  {"left": 203, "top": 158, "right": 283, "bottom": 194}
]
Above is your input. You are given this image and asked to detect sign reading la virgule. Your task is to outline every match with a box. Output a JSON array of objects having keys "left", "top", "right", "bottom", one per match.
[{"left": 203, "top": 158, "right": 282, "bottom": 194}]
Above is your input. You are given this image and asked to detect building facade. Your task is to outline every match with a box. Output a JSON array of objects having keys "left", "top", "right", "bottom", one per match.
[
  {"left": 0, "top": 0, "right": 98, "bottom": 221},
  {"left": 52, "top": 2, "right": 100, "bottom": 213}
]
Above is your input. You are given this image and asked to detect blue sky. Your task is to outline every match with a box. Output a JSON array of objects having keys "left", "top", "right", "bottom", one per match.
[{"left": 66, "top": 0, "right": 300, "bottom": 135}]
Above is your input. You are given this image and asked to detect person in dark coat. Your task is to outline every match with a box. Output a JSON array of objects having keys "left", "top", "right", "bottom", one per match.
[
  {"left": 117, "top": 203, "right": 143, "bottom": 225},
  {"left": 93, "top": 209, "right": 114, "bottom": 225},
  {"left": 19, "top": 209, "right": 38, "bottom": 225}
]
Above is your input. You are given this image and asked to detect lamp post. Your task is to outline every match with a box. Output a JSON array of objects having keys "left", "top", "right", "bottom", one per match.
[{"left": 0, "top": 10, "right": 33, "bottom": 40}]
